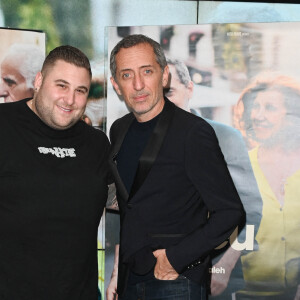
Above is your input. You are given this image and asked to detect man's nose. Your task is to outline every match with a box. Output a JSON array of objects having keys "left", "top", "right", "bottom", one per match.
[
  {"left": 0, "top": 83, "right": 8, "bottom": 97},
  {"left": 64, "top": 91, "right": 76, "bottom": 106},
  {"left": 133, "top": 74, "right": 145, "bottom": 91}
]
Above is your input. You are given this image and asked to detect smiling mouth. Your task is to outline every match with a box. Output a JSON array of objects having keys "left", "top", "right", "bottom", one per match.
[
  {"left": 255, "top": 124, "right": 270, "bottom": 129},
  {"left": 253, "top": 121, "right": 272, "bottom": 129},
  {"left": 57, "top": 105, "right": 72, "bottom": 112}
]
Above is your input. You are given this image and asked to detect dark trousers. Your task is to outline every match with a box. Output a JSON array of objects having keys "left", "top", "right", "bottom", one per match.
[{"left": 119, "top": 275, "right": 207, "bottom": 300}]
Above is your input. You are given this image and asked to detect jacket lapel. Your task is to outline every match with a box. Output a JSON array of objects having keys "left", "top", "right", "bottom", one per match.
[
  {"left": 109, "top": 113, "right": 135, "bottom": 201},
  {"left": 128, "top": 99, "right": 175, "bottom": 200}
]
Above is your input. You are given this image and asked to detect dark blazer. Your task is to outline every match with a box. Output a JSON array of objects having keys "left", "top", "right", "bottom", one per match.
[
  {"left": 191, "top": 110, "right": 262, "bottom": 247},
  {"left": 109, "top": 99, "right": 245, "bottom": 296}
]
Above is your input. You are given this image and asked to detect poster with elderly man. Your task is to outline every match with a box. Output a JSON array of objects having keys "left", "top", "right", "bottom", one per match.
[{"left": 0, "top": 28, "right": 45, "bottom": 103}]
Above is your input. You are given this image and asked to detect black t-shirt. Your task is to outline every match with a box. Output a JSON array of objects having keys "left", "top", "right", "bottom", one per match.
[
  {"left": 0, "top": 99, "right": 110, "bottom": 299},
  {"left": 116, "top": 115, "right": 159, "bottom": 284},
  {"left": 116, "top": 115, "right": 159, "bottom": 194}
]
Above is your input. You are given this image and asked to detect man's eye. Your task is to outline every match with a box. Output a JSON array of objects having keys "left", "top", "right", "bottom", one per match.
[
  {"left": 3, "top": 78, "right": 16, "bottom": 87},
  {"left": 58, "top": 84, "right": 66, "bottom": 89},
  {"left": 76, "top": 89, "right": 86, "bottom": 94},
  {"left": 122, "top": 73, "right": 130, "bottom": 79},
  {"left": 145, "top": 69, "right": 152, "bottom": 74},
  {"left": 265, "top": 104, "right": 276, "bottom": 112}
]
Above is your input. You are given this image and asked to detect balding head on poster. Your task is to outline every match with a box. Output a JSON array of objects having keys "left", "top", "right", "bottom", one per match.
[{"left": 0, "top": 43, "right": 44, "bottom": 103}]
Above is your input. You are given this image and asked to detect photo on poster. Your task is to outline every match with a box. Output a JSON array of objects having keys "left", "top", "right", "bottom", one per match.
[
  {"left": 105, "top": 22, "right": 300, "bottom": 299},
  {"left": 0, "top": 27, "right": 45, "bottom": 104}
]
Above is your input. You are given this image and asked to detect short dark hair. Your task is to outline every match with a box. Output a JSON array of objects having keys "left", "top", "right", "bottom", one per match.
[
  {"left": 110, "top": 34, "right": 167, "bottom": 80},
  {"left": 42, "top": 45, "right": 92, "bottom": 78}
]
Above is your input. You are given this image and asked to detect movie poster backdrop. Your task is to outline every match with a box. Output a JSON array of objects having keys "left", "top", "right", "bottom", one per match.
[{"left": 105, "top": 22, "right": 300, "bottom": 299}]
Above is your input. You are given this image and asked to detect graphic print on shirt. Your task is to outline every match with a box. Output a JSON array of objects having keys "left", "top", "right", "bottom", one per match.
[{"left": 38, "top": 147, "right": 76, "bottom": 158}]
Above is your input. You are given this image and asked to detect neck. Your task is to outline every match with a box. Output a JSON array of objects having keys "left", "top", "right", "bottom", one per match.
[
  {"left": 27, "top": 98, "right": 37, "bottom": 115},
  {"left": 135, "top": 98, "right": 165, "bottom": 123},
  {"left": 27, "top": 98, "right": 34, "bottom": 110}
]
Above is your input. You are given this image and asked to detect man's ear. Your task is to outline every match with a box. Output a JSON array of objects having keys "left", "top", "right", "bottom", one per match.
[
  {"left": 162, "top": 65, "right": 169, "bottom": 87},
  {"left": 187, "top": 80, "right": 194, "bottom": 100},
  {"left": 110, "top": 76, "right": 122, "bottom": 96},
  {"left": 34, "top": 72, "right": 43, "bottom": 92}
]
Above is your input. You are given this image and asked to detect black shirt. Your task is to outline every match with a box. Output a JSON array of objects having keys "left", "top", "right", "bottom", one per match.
[
  {"left": 117, "top": 115, "right": 159, "bottom": 194},
  {"left": 0, "top": 99, "right": 110, "bottom": 299}
]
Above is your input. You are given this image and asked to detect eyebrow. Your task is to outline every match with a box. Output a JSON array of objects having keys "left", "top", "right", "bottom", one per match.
[
  {"left": 55, "top": 79, "right": 69, "bottom": 85},
  {"left": 140, "top": 65, "right": 152, "bottom": 69},
  {"left": 55, "top": 79, "right": 89, "bottom": 92},
  {"left": 77, "top": 86, "right": 89, "bottom": 93},
  {"left": 119, "top": 65, "right": 153, "bottom": 72},
  {"left": 3, "top": 77, "right": 17, "bottom": 85}
]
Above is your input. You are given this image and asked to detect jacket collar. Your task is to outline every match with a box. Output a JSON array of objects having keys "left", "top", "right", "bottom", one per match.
[
  {"left": 111, "top": 98, "right": 176, "bottom": 202},
  {"left": 128, "top": 98, "right": 175, "bottom": 200}
]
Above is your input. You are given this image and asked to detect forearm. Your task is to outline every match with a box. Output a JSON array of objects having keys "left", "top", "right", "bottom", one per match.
[
  {"left": 210, "top": 246, "right": 241, "bottom": 296},
  {"left": 111, "top": 244, "right": 120, "bottom": 277},
  {"left": 106, "top": 244, "right": 119, "bottom": 300},
  {"left": 106, "top": 183, "right": 119, "bottom": 211},
  {"left": 216, "top": 246, "right": 241, "bottom": 271},
  {"left": 166, "top": 207, "right": 244, "bottom": 273}
]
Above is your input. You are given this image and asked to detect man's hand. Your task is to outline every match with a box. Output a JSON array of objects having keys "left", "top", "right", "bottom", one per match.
[
  {"left": 210, "top": 247, "right": 241, "bottom": 296},
  {"left": 106, "top": 184, "right": 119, "bottom": 211},
  {"left": 153, "top": 249, "right": 179, "bottom": 280},
  {"left": 210, "top": 261, "right": 231, "bottom": 296},
  {"left": 82, "top": 114, "right": 92, "bottom": 126},
  {"left": 106, "top": 274, "right": 118, "bottom": 300},
  {"left": 106, "top": 245, "right": 119, "bottom": 300}
]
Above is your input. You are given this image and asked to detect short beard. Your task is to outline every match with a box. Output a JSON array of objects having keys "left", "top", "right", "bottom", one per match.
[{"left": 34, "top": 93, "right": 79, "bottom": 130}]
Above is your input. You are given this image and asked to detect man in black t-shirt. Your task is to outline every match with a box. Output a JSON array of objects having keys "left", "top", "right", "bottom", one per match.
[{"left": 0, "top": 45, "right": 110, "bottom": 299}]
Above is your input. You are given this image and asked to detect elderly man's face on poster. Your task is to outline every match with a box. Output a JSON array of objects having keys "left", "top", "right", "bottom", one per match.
[{"left": 0, "top": 55, "right": 33, "bottom": 103}]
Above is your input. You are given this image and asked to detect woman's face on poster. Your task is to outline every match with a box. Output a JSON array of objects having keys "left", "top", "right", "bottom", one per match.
[{"left": 250, "top": 89, "right": 287, "bottom": 142}]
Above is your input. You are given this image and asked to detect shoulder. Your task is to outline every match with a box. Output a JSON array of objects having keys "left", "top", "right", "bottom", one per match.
[
  {"left": 166, "top": 104, "right": 218, "bottom": 151},
  {"left": 206, "top": 119, "right": 242, "bottom": 139},
  {"left": 0, "top": 100, "right": 26, "bottom": 125},
  {"left": 110, "top": 112, "right": 134, "bottom": 137},
  {"left": 80, "top": 124, "right": 111, "bottom": 163},
  {"left": 80, "top": 122, "right": 110, "bottom": 147},
  {"left": 111, "top": 112, "right": 134, "bottom": 128},
  {"left": 173, "top": 105, "right": 216, "bottom": 135},
  {"left": 0, "top": 100, "right": 20, "bottom": 114},
  {"left": 205, "top": 119, "right": 246, "bottom": 149}
]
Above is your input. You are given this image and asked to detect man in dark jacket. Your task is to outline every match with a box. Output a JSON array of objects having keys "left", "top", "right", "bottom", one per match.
[{"left": 106, "top": 34, "right": 245, "bottom": 300}]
